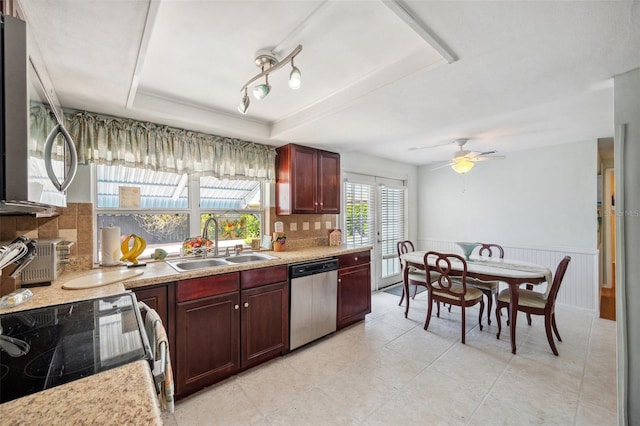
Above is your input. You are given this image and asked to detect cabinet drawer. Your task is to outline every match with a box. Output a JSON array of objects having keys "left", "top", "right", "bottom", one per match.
[
  {"left": 337, "top": 251, "right": 370, "bottom": 269},
  {"left": 241, "top": 265, "right": 288, "bottom": 290},
  {"left": 177, "top": 273, "right": 239, "bottom": 302}
]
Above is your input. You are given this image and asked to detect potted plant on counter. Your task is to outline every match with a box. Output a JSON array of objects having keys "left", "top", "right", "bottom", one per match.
[{"left": 273, "top": 233, "right": 287, "bottom": 252}]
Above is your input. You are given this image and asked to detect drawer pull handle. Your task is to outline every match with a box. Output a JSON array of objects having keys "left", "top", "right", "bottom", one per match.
[
  {"left": 354, "top": 257, "right": 358, "bottom": 261},
  {"left": 244, "top": 302, "right": 249, "bottom": 308},
  {"left": 235, "top": 304, "right": 239, "bottom": 310}
]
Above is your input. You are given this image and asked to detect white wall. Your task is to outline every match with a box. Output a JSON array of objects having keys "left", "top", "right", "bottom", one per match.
[
  {"left": 340, "top": 151, "right": 419, "bottom": 244},
  {"left": 417, "top": 140, "right": 599, "bottom": 311},
  {"left": 417, "top": 141, "right": 597, "bottom": 250},
  {"left": 614, "top": 67, "right": 640, "bottom": 425}
]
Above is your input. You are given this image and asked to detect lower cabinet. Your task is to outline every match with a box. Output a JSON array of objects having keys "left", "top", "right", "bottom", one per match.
[
  {"left": 175, "top": 266, "right": 288, "bottom": 398},
  {"left": 337, "top": 251, "right": 372, "bottom": 329},
  {"left": 240, "top": 265, "right": 289, "bottom": 369}
]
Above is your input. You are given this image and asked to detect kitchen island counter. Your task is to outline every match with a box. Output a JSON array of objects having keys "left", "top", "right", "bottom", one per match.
[{"left": 0, "top": 360, "right": 161, "bottom": 425}]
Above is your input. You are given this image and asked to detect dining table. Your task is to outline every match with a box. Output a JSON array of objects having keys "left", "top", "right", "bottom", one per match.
[{"left": 400, "top": 251, "right": 553, "bottom": 354}]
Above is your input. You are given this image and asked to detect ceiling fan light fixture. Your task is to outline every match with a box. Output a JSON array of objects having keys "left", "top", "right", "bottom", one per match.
[
  {"left": 238, "top": 45, "right": 303, "bottom": 113},
  {"left": 451, "top": 159, "right": 474, "bottom": 174}
]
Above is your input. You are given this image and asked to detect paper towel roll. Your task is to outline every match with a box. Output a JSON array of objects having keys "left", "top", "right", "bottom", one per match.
[{"left": 101, "top": 226, "right": 122, "bottom": 266}]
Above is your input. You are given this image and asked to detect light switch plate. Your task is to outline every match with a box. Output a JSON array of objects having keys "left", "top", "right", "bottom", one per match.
[
  {"left": 303, "top": 222, "right": 309, "bottom": 231},
  {"left": 290, "top": 222, "right": 298, "bottom": 231}
]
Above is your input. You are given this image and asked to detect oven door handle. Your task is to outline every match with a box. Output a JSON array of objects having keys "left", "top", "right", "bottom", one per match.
[{"left": 138, "top": 302, "right": 167, "bottom": 389}]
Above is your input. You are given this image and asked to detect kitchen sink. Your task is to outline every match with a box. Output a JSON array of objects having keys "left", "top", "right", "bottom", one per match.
[
  {"left": 166, "top": 258, "right": 230, "bottom": 272},
  {"left": 224, "top": 253, "right": 277, "bottom": 263},
  {"left": 166, "top": 252, "right": 278, "bottom": 272}
]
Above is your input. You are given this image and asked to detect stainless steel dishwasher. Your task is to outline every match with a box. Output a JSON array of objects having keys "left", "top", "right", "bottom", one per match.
[{"left": 289, "top": 258, "right": 339, "bottom": 350}]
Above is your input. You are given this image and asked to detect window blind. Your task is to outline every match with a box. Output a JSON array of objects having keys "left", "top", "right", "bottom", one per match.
[{"left": 344, "top": 181, "right": 375, "bottom": 248}]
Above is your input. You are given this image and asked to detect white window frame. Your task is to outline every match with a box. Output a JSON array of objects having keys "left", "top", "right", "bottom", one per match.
[{"left": 92, "top": 165, "right": 265, "bottom": 261}]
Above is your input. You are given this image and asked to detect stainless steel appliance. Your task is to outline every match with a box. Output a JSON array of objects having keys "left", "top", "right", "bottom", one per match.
[
  {"left": 0, "top": 292, "right": 153, "bottom": 403},
  {"left": 18, "top": 238, "right": 73, "bottom": 286},
  {"left": 0, "top": 14, "right": 78, "bottom": 216},
  {"left": 289, "top": 258, "right": 339, "bottom": 350}
]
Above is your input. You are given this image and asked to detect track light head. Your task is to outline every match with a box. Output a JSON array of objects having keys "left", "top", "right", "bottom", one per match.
[{"left": 238, "top": 89, "right": 250, "bottom": 114}]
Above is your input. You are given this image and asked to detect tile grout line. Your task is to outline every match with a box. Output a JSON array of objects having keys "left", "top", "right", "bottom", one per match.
[{"left": 573, "top": 315, "right": 595, "bottom": 425}]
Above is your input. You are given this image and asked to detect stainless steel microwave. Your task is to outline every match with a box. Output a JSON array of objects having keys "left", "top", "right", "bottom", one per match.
[{"left": 0, "top": 14, "right": 77, "bottom": 216}]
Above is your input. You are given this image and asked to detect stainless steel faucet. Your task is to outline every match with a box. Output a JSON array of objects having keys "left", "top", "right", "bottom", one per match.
[{"left": 201, "top": 217, "right": 219, "bottom": 257}]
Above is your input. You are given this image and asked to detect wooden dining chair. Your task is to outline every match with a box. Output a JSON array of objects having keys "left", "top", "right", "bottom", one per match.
[
  {"left": 397, "top": 240, "right": 427, "bottom": 306},
  {"left": 495, "top": 256, "right": 571, "bottom": 355},
  {"left": 423, "top": 251, "right": 484, "bottom": 344},
  {"left": 465, "top": 243, "right": 504, "bottom": 325}
]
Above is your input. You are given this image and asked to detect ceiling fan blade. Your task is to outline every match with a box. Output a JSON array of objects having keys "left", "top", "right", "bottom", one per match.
[
  {"left": 470, "top": 155, "right": 506, "bottom": 162},
  {"left": 478, "top": 150, "right": 498, "bottom": 156},
  {"left": 430, "top": 162, "right": 454, "bottom": 171},
  {"left": 408, "top": 140, "right": 456, "bottom": 151}
]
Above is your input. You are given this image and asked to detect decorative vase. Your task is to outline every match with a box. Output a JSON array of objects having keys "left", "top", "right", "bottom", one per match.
[{"left": 456, "top": 242, "right": 481, "bottom": 260}]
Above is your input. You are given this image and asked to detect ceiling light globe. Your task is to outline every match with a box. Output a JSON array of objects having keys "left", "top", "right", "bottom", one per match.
[
  {"left": 253, "top": 83, "right": 271, "bottom": 100},
  {"left": 238, "top": 94, "right": 250, "bottom": 114},
  {"left": 288, "top": 67, "right": 301, "bottom": 90},
  {"left": 451, "top": 159, "right": 474, "bottom": 174}
]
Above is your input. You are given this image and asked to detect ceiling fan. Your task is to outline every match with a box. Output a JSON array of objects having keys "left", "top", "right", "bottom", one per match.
[{"left": 432, "top": 138, "right": 505, "bottom": 174}]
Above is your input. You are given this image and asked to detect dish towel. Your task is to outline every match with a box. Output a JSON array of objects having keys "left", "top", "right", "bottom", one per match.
[{"left": 141, "top": 303, "right": 175, "bottom": 413}]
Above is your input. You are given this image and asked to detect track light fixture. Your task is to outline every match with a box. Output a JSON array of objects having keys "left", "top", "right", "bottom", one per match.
[{"left": 238, "top": 44, "right": 302, "bottom": 114}]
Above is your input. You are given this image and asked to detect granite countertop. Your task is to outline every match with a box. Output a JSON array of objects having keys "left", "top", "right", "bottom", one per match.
[
  {"left": 1, "top": 245, "right": 371, "bottom": 313},
  {"left": 0, "top": 245, "right": 371, "bottom": 422},
  {"left": 0, "top": 360, "right": 161, "bottom": 425}
]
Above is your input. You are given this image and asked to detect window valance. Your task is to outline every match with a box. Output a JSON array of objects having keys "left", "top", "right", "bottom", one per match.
[{"left": 63, "top": 110, "right": 276, "bottom": 182}]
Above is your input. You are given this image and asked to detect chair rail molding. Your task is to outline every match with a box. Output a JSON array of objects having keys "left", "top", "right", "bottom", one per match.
[{"left": 419, "top": 239, "right": 599, "bottom": 313}]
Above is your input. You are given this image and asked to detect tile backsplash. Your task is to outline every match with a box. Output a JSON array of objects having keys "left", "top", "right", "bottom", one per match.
[
  {"left": 0, "top": 202, "right": 94, "bottom": 271},
  {"left": 268, "top": 208, "right": 338, "bottom": 249}
]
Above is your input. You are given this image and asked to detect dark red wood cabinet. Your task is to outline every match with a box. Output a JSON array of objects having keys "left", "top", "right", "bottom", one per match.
[
  {"left": 175, "top": 273, "right": 241, "bottom": 397},
  {"left": 276, "top": 143, "right": 340, "bottom": 215},
  {"left": 174, "top": 266, "right": 289, "bottom": 398},
  {"left": 240, "top": 267, "right": 289, "bottom": 370},
  {"left": 337, "top": 251, "right": 372, "bottom": 329}
]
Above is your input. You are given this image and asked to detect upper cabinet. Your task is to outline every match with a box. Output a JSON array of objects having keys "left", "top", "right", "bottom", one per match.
[{"left": 276, "top": 144, "right": 340, "bottom": 215}]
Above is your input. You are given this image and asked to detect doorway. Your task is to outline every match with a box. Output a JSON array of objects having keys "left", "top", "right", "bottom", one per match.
[
  {"left": 343, "top": 173, "right": 407, "bottom": 291},
  {"left": 598, "top": 139, "right": 615, "bottom": 320}
]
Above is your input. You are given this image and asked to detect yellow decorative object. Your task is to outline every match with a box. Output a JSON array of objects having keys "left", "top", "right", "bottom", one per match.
[{"left": 120, "top": 234, "right": 146, "bottom": 264}]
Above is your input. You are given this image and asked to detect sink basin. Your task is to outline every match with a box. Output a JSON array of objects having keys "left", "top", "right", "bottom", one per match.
[
  {"left": 224, "top": 253, "right": 277, "bottom": 263},
  {"left": 166, "top": 258, "right": 229, "bottom": 272}
]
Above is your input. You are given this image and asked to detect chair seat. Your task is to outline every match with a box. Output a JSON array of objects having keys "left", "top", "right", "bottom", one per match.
[
  {"left": 408, "top": 269, "right": 440, "bottom": 284},
  {"left": 467, "top": 278, "right": 499, "bottom": 292},
  {"left": 433, "top": 284, "right": 484, "bottom": 301},
  {"left": 498, "top": 288, "right": 547, "bottom": 309}
]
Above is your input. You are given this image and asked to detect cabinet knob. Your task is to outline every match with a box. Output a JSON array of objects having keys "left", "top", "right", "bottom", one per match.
[
  {"left": 354, "top": 257, "right": 358, "bottom": 261},
  {"left": 314, "top": 202, "right": 318, "bottom": 206},
  {"left": 234, "top": 304, "right": 239, "bottom": 310},
  {"left": 320, "top": 202, "right": 323, "bottom": 206},
  {"left": 244, "top": 302, "right": 249, "bottom": 308},
  {"left": 338, "top": 278, "right": 341, "bottom": 283}
]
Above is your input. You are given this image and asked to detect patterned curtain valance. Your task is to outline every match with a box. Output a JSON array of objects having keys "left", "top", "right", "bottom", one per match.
[{"left": 64, "top": 111, "right": 277, "bottom": 182}]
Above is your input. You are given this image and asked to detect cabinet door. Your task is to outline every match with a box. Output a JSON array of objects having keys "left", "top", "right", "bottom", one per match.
[
  {"left": 337, "top": 264, "right": 372, "bottom": 329},
  {"left": 176, "top": 292, "right": 240, "bottom": 397},
  {"left": 241, "top": 281, "right": 289, "bottom": 369},
  {"left": 317, "top": 150, "right": 340, "bottom": 214},
  {"left": 291, "top": 145, "right": 318, "bottom": 213},
  {"left": 133, "top": 285, "right": 168, "bottom": 327}
]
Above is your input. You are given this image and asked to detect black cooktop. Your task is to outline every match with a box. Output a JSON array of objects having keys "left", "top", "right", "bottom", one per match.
[{"left": 0, "top": 293, "right": 151, "bottom": 404}]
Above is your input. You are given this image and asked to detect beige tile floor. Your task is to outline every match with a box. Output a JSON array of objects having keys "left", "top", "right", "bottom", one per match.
[{"left": 162, "top": 288, "right": 617, "bottom": 425}]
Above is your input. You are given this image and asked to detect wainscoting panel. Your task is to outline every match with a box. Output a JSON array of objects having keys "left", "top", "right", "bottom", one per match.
[{"left": 418, "top": 239, "right": 599, "bottom": 313}]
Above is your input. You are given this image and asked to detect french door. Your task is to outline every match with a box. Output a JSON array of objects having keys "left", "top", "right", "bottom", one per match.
[{"left": 343, "top": 173, "right": 407, "bottom": 291}]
